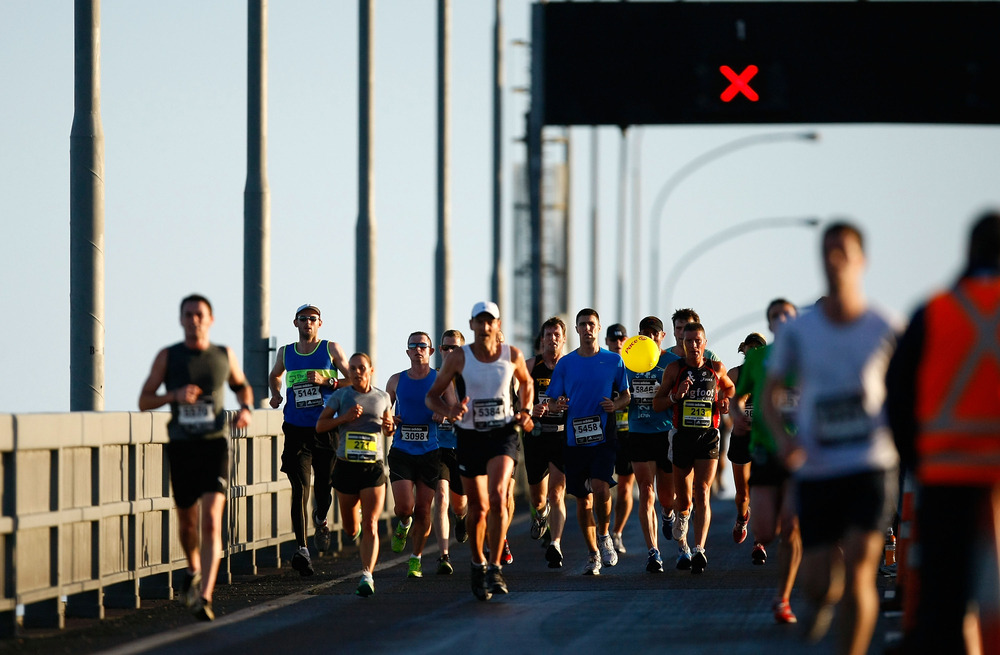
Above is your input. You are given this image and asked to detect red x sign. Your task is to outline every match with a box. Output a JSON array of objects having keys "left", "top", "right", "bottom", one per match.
[{"left": 720, "top": 65, "right": 759, "bottom": 102}]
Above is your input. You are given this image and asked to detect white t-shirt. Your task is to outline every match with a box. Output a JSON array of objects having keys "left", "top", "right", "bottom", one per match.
[{"left": 767, "top": 304, "right": 901, "bottom": 481}]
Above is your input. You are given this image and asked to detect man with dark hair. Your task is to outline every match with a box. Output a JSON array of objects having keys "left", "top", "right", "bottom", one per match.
[
  {"left": 523, "top": 317, "right": 570, "bottom": 567},
  {"left": 605, "top": 322, "right": 634, "bottom": 556},
  {"left": 267, "top": 303, "right": 350, "bottom": 576},
  {"left": 888, "top": 210, "right": 1000, "bottom": 653},
  {"left": 653, "top": 322, "right": 734, "bottom": 573},
  {"left": 764, "top": 221, "right": 899, "bottom": 652},
  {"left": 139, "top": 295, "right": 254, "bottom": 621},
  {"left": 546, "top": 309, "right": 631, "bottom": 575}
]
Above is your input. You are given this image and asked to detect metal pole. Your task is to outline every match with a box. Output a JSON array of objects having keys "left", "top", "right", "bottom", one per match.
[
  {"left": 490, "top": 0, "right": 504, "bottom": 314},
  {"left": 435, "top": 0, "right": 451, "bottom": 360},
  {"left": 528, "top": 5, "right": 544, "bottom": 333},
  {"left": 631, "top": 128, "right": 642, "bottom": 320},
  {"left": 615, "top": 127, "right": 627, "bottom": 323},
  {"left": 357, "top": 0, "right": 376, "bottom": 358},
  {"left": 561, "top": 128, "right": 571, "bottom": 317},
  {"left": 70, "top": 0, "right": 104, "bottom": 411},
  {"left": 244, "top": 0, "right": 270, "bottom": 406},
  {"left": 590, "top": 128, "right": 598, "bottom": 308}
]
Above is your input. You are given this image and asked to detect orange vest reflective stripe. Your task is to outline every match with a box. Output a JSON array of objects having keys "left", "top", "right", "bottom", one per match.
[{"left": 915, "top": 277, "right": 1000, "bottom": 485}]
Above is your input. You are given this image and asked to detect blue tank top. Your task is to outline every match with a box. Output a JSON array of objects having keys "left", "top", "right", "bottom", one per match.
[
  {"left": 283, "top": 340, "right": 337, "bottom": 427},
  {"left": 391, "top": 369, "right": 439, "bottom": 455}
]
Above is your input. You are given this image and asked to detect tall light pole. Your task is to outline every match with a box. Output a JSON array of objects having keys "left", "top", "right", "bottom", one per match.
[
  {"left": 663, "top": 216, "right": 821, "bottom": 312},
  {"left": 649, "top": 131, "right": 819, "bottom": 311}
]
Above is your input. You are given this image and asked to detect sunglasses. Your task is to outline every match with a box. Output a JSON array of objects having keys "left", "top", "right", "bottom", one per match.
[
  {"left": 408, "top": 343, "right": 430, "bottom": 350},
  {"left": 297, "top": 315, "right": 319, "bottom": 323},
  {"left": 439, "top": 345, "right": 458, "bottom": 352}
]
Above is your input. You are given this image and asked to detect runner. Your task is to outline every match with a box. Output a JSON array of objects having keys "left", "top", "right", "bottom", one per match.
[
  {"left": 138, "top": 294, "right": 253, "bottom": 621},
  {"left": 267, "top": 303, "right": 350, "bottom": 577},
  {"left": 732, "top": 301, "right": 802, "bottom": 625},
  {"left": 605, "top": 323, "right": 634, "bottom": 556},
  {"left": 425, "top": 302, "right": 534, "bottom": 600},
  {"left": 625, "top": 316, "right": 676, "bottom": 573},
  {"left": 386, "top": 332, "right": 453, "bottom": 578},
  {"left": 545, "top": 309, "right": 631, "bottom": 575},
  {"left": 316, "top": 353, "right": 394, "bottom": 597},
  {"left": 431, "top": 329, "right": 470, "bottom": 574},
  {"left": 727, "top": 332, "right": 766, "bottom": 547},
  {"left": 524, "top": 317, "right": 569, "bottom": 568},
  {"left": 764, "top": 222, "right": 899, "bottom": 653},
  {"left": 652, "top": 322, "right": 734, "bottom": 574}
]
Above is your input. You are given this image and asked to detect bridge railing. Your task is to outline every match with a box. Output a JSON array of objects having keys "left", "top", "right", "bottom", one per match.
[{"left": 0, "top": 409, "right": 390, "bottom": 637}]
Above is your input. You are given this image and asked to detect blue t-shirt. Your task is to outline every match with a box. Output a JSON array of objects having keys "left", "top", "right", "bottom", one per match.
[
  {"left": 391, "top": 370, "right": 439, "bottom": 456},
  {"left": 626, "top": 351, "right": 674, "bottom": 433},
  {"left": 546, "top": 348, "right": 628, "bottom": 448}
]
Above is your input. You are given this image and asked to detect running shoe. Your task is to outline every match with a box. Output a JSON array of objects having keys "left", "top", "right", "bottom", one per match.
[
  {"left": 583, "top": 552, "right": 602, "bottom": 576},
  {"left": 407, "top": 556, "right": 423, "bottom": 578},
  {"left": 356, "top": 572, "right": 375, "bottom": 597},
  {"left": 733, "top": 510, "right": 749, "bottom": 545},
  {"left": 391, "top": 517, "right": 412, "bottom": 553},
  {"left": 752, "top": 541, "right": 767, "bottom": 565},
  {"left": 612, "top": 533, "right": 627, "bottom": 554},
  {"left": 501, "top": 538, "right": 514, "bottom": 566},
  {"left": 772, "top": 598, "right": 798, "bottom": 624},
  {"left": 672, "top": 510, "right": 690, "bottom": 543},
  {"left": 193, "top": 598, "right": 214, "bottom": 622},
  {"left": 292, "top": 546, "right": 314, "bottom": 577},
  {"left": 471, "top": 563, "right": 492, "bottom": 601},
  {"left": 646, "top": 548, "right": 663, "bottom": 573},
  {"left": 545, "top": 542, "right": 564, "bottom": 569},
  {"left": 676, "top": 545, "right": 692, "bottom": 570},
  {"left": 530, "top": 502, "right": 550, "bottom": 540},
  {"left": 486, "top": 565, "right": 509, "bottom": 594},
  {"left": 454, "top": 512, "right": 468, "bottom": 543},
  {"left": 662, "top": 510, "right": 675, "bottom": 541},
  {"left": 437, "top": 554, "right": 454, "bottom": 575},
  {"left": 691, "top": 545, "right": 708, "bottom": 574},
  {"left": 180, "top": 570, "right": 201, "bottom": 609},
  {"left": 598, "top": 534, "right": 619, "bottom": 567},
  {"left": 314, "top": 521, "right": 332, "bottom": 554}
]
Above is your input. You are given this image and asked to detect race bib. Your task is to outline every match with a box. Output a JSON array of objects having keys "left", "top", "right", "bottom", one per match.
[
  {"left": 615, "top": 408, "right": 629, "bottom": 431},
  {"left": 345, "top": 431, "right": 378, "bottom": 462},
  {"left": 632, "top": 379, "right": 658, "bottom": 401},
  {"left": 681, "top": 399, "right": 713, "bottom": 429},
  {"left": 814, "top": 393, "right": 871, "bottom": 445},
  {"left": 399, "top": 424, "right": 430, "bottom": 442},
  {"left": 538, "top": 392, "right": 565, "bottom": 419},
  {"left": 292, "top": 382, "right": 323, "bottom": 409},
  {"left": 473, "top": 398, "right": 505, "bottom": 431},
  {"left": 178, "top": 398, "right": 216, "bottom": 434},
  {"left": 438, "top": 418, "right": 454, "bottom": 434},
  {"left": 572, "top": 415, "right": 605, "bottom": 445}
]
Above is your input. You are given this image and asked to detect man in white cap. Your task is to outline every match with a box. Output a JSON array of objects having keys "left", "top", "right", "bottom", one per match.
[
  {"left": 425, "top": 301, "right": 535, "bottom": 601},
  {"left": 268, "top": 303, "right": 350, "bottom": 576}
]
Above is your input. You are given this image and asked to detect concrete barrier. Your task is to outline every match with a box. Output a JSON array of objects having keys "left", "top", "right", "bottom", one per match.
[{"left": 0, "top": 409, "right": 392, "bottom": 637}]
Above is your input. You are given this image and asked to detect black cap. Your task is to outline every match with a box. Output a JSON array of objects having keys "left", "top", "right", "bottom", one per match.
[
  {"left": 638, "top": 316, "right": 664, "bottom": 333},
  {"left": 606, "top": 323, "right": 627, "bottom": 339}
]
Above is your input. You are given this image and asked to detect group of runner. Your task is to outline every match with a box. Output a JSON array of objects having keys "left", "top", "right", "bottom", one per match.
[{"left": 144, "top": 220, "right": 901, "bottom": 655}]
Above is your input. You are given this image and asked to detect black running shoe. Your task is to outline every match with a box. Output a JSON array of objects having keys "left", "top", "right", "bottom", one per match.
[
  {"left": 455, "top": 513, "right": 469, "bottom": 544},
  {"left": 486, "top": 565, "right": 509, "bottom": 595},
  {"left": 193, "top": 598, "right": 214, "bottom": 622},
  {"left": 545, "top": 542, "right": 563, "bottom": 569},
  {"left": 691, "top": 547, "right": 708, "bottom": 574},
  {"left": 471, "top": 563, "right": 492, "bottom": 601},
  {"left": 180, "top": 570, "right": 201, "bottom": 609}
]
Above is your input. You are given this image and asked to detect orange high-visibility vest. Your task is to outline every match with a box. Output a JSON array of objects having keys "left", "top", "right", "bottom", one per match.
[{"left": 916, "top": 277, "right": 1000, "bottom": 485}]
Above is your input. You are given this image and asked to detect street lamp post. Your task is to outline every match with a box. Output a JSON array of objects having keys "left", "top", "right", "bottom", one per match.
[
  {"left": 649, "top": 131, "right": 819, "bottom": 311},
  {"left": 662, "top": 215, "right": 821, "bottom": 312}
]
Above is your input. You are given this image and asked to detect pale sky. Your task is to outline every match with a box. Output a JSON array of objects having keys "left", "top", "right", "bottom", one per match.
[{"left": 2, "top": 1, "right": 998, "bottom": 414}]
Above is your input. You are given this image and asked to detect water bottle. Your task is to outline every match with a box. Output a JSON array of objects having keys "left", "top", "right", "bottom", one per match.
[{"left": 884, "top": 527, "right": 896, "bottom": 566}]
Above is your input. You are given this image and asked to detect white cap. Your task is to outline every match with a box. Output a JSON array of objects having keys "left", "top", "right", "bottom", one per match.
[
  {"left": 471, "top": 301, "right": 500, "bottom": 320},
  {"left": 296, "top": 303, "right": 321, "bottom": 317}
]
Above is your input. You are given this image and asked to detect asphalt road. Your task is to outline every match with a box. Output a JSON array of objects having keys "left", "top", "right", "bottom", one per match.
[{"left": 7, "top": 482, "right": 900, "bottom": 655}]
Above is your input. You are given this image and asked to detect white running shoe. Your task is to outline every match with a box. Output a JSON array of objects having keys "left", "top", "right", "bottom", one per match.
[
  {"left": 598, "top": 534, "right": 619, "bottom": 567},
  {"left": 583, "top": 553, "right": 603, "bottom": 576}
]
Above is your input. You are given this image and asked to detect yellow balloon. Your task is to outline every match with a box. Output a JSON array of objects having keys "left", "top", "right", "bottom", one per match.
[{"left": 621, "top": 335, "right": 660, "bottom": 373}]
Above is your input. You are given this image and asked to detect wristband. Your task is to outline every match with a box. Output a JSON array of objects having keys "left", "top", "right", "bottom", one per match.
[{"left": 240, "top": 404, "right": 253, "bottom": 412}]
